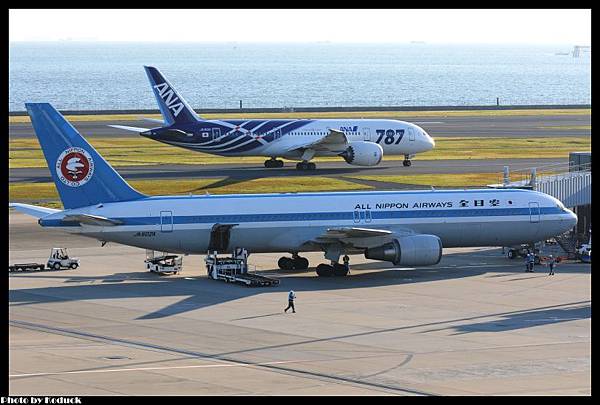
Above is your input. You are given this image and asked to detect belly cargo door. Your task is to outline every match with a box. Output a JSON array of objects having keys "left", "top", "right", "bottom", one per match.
[{"left": 208, "top": 224, "right": 238, "bottom": 253}]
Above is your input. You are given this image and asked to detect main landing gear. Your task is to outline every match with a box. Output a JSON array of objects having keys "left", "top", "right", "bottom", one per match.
[
  {"left": 278, "top": 254, "right": 310, "bottom": 270},
  {"left": 264, "top": 158, "right": 284, "bottom": 168},
  {"left": 315, "top": 255, "right": 350, "bottom": 277},
  {"left": 403, "top": 154, "right": 412, "bottom": 167},
  {"left": 296, "top": 161, "right": 316, "bottom": 171}
]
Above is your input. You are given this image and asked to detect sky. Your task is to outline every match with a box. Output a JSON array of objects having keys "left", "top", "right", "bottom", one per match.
[{"left": 9, "top": 9, "right": 591, "bottom": 45}]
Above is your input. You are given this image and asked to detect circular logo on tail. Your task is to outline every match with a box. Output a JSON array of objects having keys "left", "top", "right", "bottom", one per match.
[{"left": 55, "top": 147, "right": 94, "bottom": 187}]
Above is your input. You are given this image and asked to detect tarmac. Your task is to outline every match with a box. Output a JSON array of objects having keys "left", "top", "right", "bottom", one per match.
[
  {"left": 8, "top": 212, "right": 591, "bottom": 395},
  {"left": 9, "top": 158, "right": 564, "bottom": 185},
  {"left": 8, "top": 111, "right": 591, "bottom": 139}
]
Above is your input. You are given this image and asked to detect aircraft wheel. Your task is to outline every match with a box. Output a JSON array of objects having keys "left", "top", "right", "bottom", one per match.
[
  {"left": 403, "top": 160, "right": 412, "bottom": 167},
  {"left": 276, "top": 159, "right": 284, "bottom": 168},
  {"left": 316, "top": 264, "right": 334, "bottom": 277},
  {"left": 307, "top": 162, "right": 316, "bottom": 170},
  {"left": 278, "top": 257, "right": 294, "bottom": 270},
  {"left": 265, "top": 159, "right": 278, "bottom": 168},
  {"left": 296, "top": 162, "right": 308, "bottom": 170},
  {"left": 333, "top": 263, "right": 349, "bottom": 277},
  {"left": 293, "top": 257, "right": 309, "bottom": 270}
]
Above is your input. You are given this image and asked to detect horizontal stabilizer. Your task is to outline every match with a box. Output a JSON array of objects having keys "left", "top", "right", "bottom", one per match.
[
  {"left": 137, "top": 116, "right": 165, "bottom": 124},
  {"left": 62, "top": 214, "right": 123, "bottom": 226},
  {"left": 9, "top": 203, "right": 60, "bottom": 218}
]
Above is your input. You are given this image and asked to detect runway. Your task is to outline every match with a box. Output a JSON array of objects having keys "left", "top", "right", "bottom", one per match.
[
  {"left": 9, "top": 111, "right": 591, "bottom": 139},
  {"left": 8, "top": 212, "right": 591, "bottom": 395},
  {"left": 9, "top": 158, "right": 564, "bottom": 184}
]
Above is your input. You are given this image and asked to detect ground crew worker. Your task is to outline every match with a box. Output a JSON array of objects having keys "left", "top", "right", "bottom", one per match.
[
  {"left": 525, "top": 252, "right": 533, "bottom": 272},
  {"left": 284, "top": 290, "right": 296, "bottom": 313},
  {"left": 548, "top": 255, "right": 556, "bottom": 276},
  {"left": 528, "top": 252, "right": 536, "bottom": 272}
]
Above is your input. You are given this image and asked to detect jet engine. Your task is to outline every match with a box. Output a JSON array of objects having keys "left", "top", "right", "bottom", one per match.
[
  {"left": 340, "top": 142, "right": 383, "bottom": 166},
  {"left": 364, "top": 234, "right": 442, "bottom": 266}
]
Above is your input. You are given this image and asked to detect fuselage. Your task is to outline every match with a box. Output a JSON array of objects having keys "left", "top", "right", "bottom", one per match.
[
  {"left": 39, "top": 188, "right": 576, "bottom": 255},
  {"left": 141, "top": 118, "right": 435, "bottom": 159}
]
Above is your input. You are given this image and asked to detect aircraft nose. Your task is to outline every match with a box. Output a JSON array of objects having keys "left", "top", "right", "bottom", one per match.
[
  {"left": 428, "top": 135, "right": 435, "bottom": 148},
  {"left": 566, "top": 209, "right": 578, "bottom": 229},
  {"left": 421, "top": 132, "right": 435, "bottom": 150}
]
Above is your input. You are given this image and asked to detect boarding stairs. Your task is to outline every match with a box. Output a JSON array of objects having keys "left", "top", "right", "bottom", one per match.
[{"left": 551, "top": 232, "right": 580, "bottom": 259}]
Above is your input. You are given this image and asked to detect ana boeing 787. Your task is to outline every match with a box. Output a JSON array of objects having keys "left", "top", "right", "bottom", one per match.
[{"left": 110, "top": 66, "right": 435, "bottom": 170}]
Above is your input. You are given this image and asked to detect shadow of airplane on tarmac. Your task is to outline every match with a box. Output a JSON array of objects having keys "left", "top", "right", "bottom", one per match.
[{"left": 9, "top": 248, "right": 590, "bottom": 321}]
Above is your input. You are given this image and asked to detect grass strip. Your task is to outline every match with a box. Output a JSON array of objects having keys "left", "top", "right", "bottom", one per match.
[
  {"left": 9, "top": 136, "right": 590, "bottom": 169},
  {"left": 10, "top": 176, "right": 373, "bottom": 209}
]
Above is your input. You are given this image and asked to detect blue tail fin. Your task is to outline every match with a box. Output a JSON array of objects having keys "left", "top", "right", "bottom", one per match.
[
  {"left": 144, "top": 66, "right": 201, "bottom": 125},
  {"left": 26, "top": 103, "right": 146, "bottom": 209}
]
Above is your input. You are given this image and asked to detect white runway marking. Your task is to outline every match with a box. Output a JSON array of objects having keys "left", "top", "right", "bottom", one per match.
[{"left": 9, "top": 359, "right": 304, "bottom": 378}]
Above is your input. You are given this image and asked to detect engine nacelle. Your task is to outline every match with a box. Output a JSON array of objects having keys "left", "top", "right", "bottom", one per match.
[
  {"left": 340, "top": 142, "right": 383, "bottom": 166},
  {"left": 364, "top": 234, "right": 443, "bottom": 266}
]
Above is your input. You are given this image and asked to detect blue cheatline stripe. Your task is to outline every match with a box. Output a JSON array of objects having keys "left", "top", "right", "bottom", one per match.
[{"left": 39, "top": 207, "right": 562, "bottom": 227}]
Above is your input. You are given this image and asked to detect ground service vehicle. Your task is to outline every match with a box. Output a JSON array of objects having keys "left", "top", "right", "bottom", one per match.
[{"left": 47, "top": 247, "right": 79, "bottom": 270}]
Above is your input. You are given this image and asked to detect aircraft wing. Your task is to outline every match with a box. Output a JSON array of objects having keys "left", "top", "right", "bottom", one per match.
[
  {"left": 108, "top": 125, "right": 152, "bottom": 133},
  {"left": 310, "top": 227, "right": 393, "bottom": 249},
  {"left": 285, "top": 128, "right": 349, "bottom": 153},
  {"left": 309, "top": 226, "right": 416, "bottom": 251},
  {"left": 318, "top": 227, "right": 393, "bottom": 239},
  {"left": 9, "top": 203, "right": 60, "bottom": 218},
  {"left": 61, "top": 214, "right": 123, "bottom": 227}
]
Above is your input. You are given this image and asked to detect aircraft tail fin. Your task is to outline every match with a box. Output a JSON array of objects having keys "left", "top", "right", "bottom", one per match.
[
  {"left": 25, "top": 103, "right": 146, "bottom": 210},
  {"left": 144, "top": 66, "right": 201, "bottom": 125}
]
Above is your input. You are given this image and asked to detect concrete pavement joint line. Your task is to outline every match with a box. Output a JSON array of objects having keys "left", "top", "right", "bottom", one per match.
[
  {"left": 8, "top": 359, "right": 308, "bottom": 378},
  {"left": 8, "top": 319, "right": 433, "bottom": 395}
]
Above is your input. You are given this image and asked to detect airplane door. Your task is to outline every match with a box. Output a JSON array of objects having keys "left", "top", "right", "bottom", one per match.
[
  {"left": 212, "top": 128, "right": 221, "bottom": 140},
  {"left": 274, "top": 129, "right": 282, "bottom": 140},
  {"left": 529, "top": 202, "right": 540, "bottom": 223},
  {"left": 363, "top": 128, "right": 371, "bottom": 141},
  {"left": 408, "top": 127, "right": 416, "bottom": 141},
  {"left": 160, "top": 211, "right": 173, "bottom": 232}
]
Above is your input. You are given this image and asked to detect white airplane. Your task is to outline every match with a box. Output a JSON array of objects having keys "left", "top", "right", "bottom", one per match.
[
  {"left": 109, "top": 66, "right": 435, "bottom": 170},
  {"left": 12, "top": 103, "right": 576, "bottom": 276}
]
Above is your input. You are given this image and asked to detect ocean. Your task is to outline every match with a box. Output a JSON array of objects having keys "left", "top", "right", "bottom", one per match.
[{"left": 8, "top": 42, "right": 591, "bottom": 112}]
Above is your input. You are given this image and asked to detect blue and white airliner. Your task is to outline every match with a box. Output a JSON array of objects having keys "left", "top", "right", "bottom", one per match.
[
  {"left": 12, "top": 103, "right": 576, "bottom": 276},
  {"left": 110, "top": 66, "right": 435, "bottom": 170}
]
